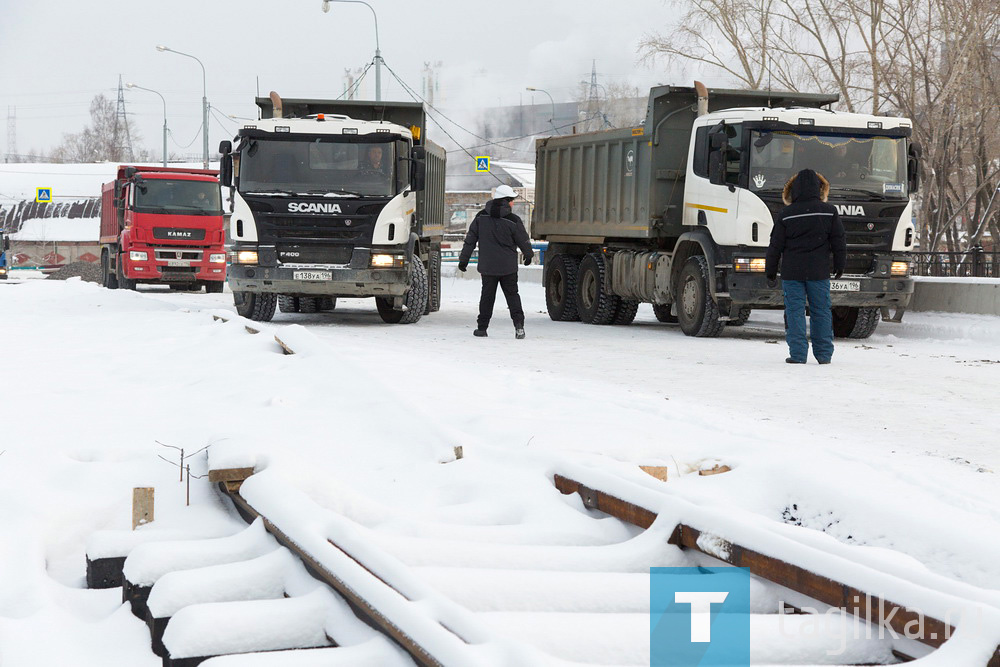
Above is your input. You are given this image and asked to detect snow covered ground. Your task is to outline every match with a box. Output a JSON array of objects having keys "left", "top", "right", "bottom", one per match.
[{"left": 0, "top": 272, "right": 998, "bottom": 665}]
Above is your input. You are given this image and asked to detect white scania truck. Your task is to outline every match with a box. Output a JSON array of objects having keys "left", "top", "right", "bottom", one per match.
[
  {"left": 219, "top": 93, "right": 445, "bottom": 323},
  {"left": 535, "top": 82, "right": 920, "bottom": 338}
]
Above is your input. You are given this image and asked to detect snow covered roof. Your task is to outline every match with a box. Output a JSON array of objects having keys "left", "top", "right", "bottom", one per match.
[
  {"left": 10, "top": 216, "right": 100, "bottom": 242},
  {"left": 493, "top": 161, "right": 535, "bottom": 189}
]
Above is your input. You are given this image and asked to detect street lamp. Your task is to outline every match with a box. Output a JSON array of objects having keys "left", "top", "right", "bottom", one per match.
[
  {"left": 526, "top": 87, "right": 559, "bottom": 134},
  {"left": 322, "top": 0, "right": 382, "bottom": 101},
  {"left": 126, "top": 83, "right": 167, "bottom": 167},
  {"left": 156, "top": 45, "right": 209, "bottom": 169}
]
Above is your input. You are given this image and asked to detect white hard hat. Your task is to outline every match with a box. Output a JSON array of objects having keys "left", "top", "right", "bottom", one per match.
[{"left": 494, "top": 184, "right": 517, "bottom": 199}]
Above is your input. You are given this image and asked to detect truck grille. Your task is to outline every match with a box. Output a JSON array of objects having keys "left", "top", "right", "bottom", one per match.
[
  {"left": 155, "top": 249, "right": 204, "bottom": 261},
  {"left": 277, "top": 246, "right": 353, "bottom": 265},
  {"left": 843, "top": 218, "right": 895, "bottom": 274},
  {"left": 257, "top": 216, "right": 373, "bottom": 244}
]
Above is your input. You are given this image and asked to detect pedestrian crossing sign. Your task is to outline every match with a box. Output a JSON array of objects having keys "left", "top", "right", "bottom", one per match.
[
  {"left": 36, "top": 188, "right": 52, "bottom": 203},
  {"left": 475, "top": 156, "right": 490, "bottom": 172}
]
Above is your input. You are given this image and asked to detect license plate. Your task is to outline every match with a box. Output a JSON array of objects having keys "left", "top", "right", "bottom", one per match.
[
  {"left": 830, "top": 280, "right": 861, "bottom": 291},
  {"left": 166, "top": 259, "right": 190, "bottom": 267},
  {"left": 293, "top": 270, "right": 332, "bottom": 281}
]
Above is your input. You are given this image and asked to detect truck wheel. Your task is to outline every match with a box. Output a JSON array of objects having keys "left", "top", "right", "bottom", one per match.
[
  {"left": 545, "top": 254, "right": 581, "bottom": 322},
  {"left": 652, "top": 303, "right": 677, "bottom": 323},
  {"left": 833, "top": 306, "right": 880, "bottom": 339},
  {"left": 377, "top": 259, "right": 427, "bottom": 324},
  {"left": 205, "top": 281, "right": 224, "bottom": 294},
  {"left": 726, "top": 306, "right": 752, "bottom": 326},
  {"left": 298, "top": 297, "right": 319, "bottom": 313},
  {"left": 576, "top": 253, "right": 619, "bottom": 325},
  {"left": 612, "top": 299, "right": 640, "bottom": 325},
  {"left": 101, "top": 251, "right": 118, "bottom": 290},
  {"left": 278, "top": 295, "right": 299, "bottom": 313},
  {"left": 318, "top": 297, "right": 337, "bottom": 312},
  {"left": 117, "top": 255, "right": 136, "bottom": 291},
  {"left": 426, "top": 252, "right": 441, "bottom": 314},
  {"left": 676, "top": 256, "right": 724, "bottom": 337},
  {"left": 234, "top": 291, "right": 276, "bottom": 322}
]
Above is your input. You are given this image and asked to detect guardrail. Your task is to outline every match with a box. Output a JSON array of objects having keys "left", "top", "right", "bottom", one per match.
[{"left": 911, "top": 248, "right": 999, "bottom": 278}]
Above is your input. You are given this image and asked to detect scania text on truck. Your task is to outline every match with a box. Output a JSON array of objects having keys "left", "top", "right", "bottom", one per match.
[
  {"left": 218, "top": 92, "right": 446, "bottom": 323},
  {"left": 535, "top": 82, "right": 920, "bottom": 338},
  {"left": 99, "top": 166, "right": 226, "bottom": 292}
]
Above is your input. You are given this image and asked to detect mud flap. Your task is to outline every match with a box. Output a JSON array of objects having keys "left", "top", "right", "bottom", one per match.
[{"left": 880, "top": 305, "right": 905, "bottom": 323}]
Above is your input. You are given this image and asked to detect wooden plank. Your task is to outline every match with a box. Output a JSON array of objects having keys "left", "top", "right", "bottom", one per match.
[
  {"left": 274, "top": 335, "right": 295, "bottom": 355},
  {"left": 639, "top": 465, "right": 668, "bottom": 481},
  {"left": 132, "top": 487, "right": 154, "bottom": 530},
  {"left": 245, "top": 325, "right": 261, "bottom": 335},
  {"left": 208, "top": 467, "right": 255, "bottom": 484},
  {"left": 698, "top": 464, "right": 731, "bottom": 476},
  {"left": 553, "top": 474, "right": 982, "bottom": 655},
  {"left": 219, "top": 484, "right": 460, "bottom": 667}
]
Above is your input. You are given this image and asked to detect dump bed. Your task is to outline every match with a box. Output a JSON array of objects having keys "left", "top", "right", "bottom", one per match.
[{"left": 533, "top": 85, "right": 838, "bottom": 242}]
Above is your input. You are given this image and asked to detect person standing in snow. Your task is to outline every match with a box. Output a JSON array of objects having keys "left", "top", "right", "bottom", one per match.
[
  {"left": 458, "top": 184, "right": 534, "bottom": 339},
  {"left": 765, "top": 169, "right": 847, "bottom": 365}
]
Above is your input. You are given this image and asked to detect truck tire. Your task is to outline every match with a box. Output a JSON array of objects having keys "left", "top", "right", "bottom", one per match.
[
  {"left": 117, "top": 254, "right": 136, "bottom": 291},
  {"left": 726, "top": 306, "right": 752, "bottom": 326},
  {"left": 545, "top": 254, "right": 580, "bottom": 322},
  {"left": 101, "top": 251, "right": 118, "bottom": 290},
  {"left": 676, "top": 255, "right": 724, "bottom": 337},
  {"left": 426, "top": 252, "right": 441, "bottom": 314},
  {"left": 612, "top": 299, "right": 640, "bottom": 325},
  {"left": 377, "top": 259, "right": 427, "bottom": 324},
  {"left": 205, "top": 281, "right": 224, "bottom": 294},
  {"left": 234, "top": 291, "right": 277, "bottom": 322},
  {"left": 318, "top": 297, "right": 337, "bottom": 312},
  {"left": 298, "top": 296, "right": 319, "bottom": 313},
  {"left": 833, "top": 306, "right": 880, "bottom": 339},
  {"left": 652, "top": 303, "right": 678, "bottom": 323},
  {"left": 576, "top": 253, "right": 619, "bottom": 325},
  {"left": 278, "top": 295, "right": 299, "bottom": 313}
]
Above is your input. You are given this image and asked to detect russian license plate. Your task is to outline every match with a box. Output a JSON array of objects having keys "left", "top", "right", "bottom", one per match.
[
  {"left": 293, "top": 270, "right": 332, "bottom": 281},
  {"left": 830, "top": 280, "right": 861, "bottom": 291}
]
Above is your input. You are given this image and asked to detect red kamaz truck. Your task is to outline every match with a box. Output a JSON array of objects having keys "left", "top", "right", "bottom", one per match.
[{"left": 100, "top": 165, "right": 226, "bottom": 292}]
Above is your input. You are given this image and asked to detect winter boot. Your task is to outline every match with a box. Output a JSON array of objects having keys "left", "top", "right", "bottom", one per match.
[
  {"left": 473, "top": 329, "right": 488, "bottom": 337},
  {"left": 785, "top": 357, "right": 806, "bottom": 364},
  {"left": 515, "top": 328, "right": 525, "bottom": 339}
]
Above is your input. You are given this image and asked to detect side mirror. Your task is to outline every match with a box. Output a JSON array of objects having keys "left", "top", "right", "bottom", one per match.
[
  {"left": 411, "top": 145, "right": 426, "bottom": 160},
  {"left": 410, "top": 160, "right": 426, "bottom": 192},
  {"left": 114, "top": 181, "right": 122, "bottom": 200},
  {"left": 124, "top": 167, "right": 137, "bottom": 179},
  {"left": 219, "top": 140, "right": 232, "bottom": 156},
  {"left": 907, "top": 142, "right": 922, "bottom": 193},
  {"left": 709, "top": 132, "right": 727, "bottom": 150},
  {"left": 220, "top": 154, "right": 233, "bottom": 188},
  {"left": 3, "top": 237, "right": 9, "bottom": 251}
]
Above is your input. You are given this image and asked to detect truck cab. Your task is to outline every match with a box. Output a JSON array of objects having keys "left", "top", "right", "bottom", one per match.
[{"left": 220, "top": 94, "right": 445, "bottom": 323}]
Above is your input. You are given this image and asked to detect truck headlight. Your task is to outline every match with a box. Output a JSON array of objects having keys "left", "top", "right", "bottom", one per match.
[
  {"left": 234, "top": 250, "right": 258, "bottom": 265},
  {"left": 371, "top": 253, "right": 404, "bottom": 268},
  {"left": 734, "top": 257, "right": 767, "bottom": 272},
  {"left": 130, "top": 251, "right": 148, "bottom": 261},
  {"left": 210, "top": 253, "right": 226, "bottom": 264},
  {"left": 890, "top": 261, "right": 909, "bottom": 276}
]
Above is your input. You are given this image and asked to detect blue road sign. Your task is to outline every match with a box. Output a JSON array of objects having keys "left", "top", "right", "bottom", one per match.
[
  {"left": 475, "top": 156, "right": 490, "bottom": 172},
  {"left": 36, "top": 188, "right": 52, "bottom": 203}
]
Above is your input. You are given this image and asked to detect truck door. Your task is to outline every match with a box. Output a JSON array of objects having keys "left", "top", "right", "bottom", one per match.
[{"left": 684, "top": 122, "right": 741, "bottom": 241}]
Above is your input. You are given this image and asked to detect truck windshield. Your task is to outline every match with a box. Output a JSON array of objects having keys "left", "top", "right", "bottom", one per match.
[
  {"left": 749, "top": 131, "right": 908, "bottom": 199},
  {"left": 238, "top": 138, "right": 395, "bottom": 198},
  {"left": 134, "top": 179, "right": 222, "bottom": 214}
]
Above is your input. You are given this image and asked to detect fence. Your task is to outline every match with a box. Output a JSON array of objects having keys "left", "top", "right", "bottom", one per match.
[{"left": 910, "top": 247, "right": 999, "bottom": 278}]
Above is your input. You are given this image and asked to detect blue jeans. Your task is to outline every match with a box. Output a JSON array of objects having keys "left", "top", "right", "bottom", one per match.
[{"left": 783, "top": 279, "right": 834, "bottom": 362}]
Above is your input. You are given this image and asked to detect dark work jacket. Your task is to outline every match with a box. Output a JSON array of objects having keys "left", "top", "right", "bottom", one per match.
[
  {"left": 459, "top": 199, "right": 534, "bottom": 276},
  {"left": 765, "top": 170, "right": 847, "bottom": 281}
]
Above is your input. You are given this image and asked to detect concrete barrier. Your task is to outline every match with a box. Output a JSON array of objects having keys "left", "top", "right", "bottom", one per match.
[{"left": 909, "top": 277, "right": 1000, "bottom": 316}]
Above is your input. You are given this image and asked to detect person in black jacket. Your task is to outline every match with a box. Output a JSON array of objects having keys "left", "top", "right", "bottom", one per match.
[
  {"left": 458, "top": 184, "right": 534, "bottom": 338},
  {"left": 765, "top": 169, "right": 847, "bottom": 364}
]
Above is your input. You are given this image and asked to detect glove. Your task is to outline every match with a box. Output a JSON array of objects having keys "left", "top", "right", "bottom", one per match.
[
  {"left": 834, "top": 272, "right": 843, "bottom": 280},
  {"left": 523, "top": 255, "right": 533, "bottom": 266},
  {"left": 458, "top": 263, "right": 467, "bottom": 273},
  {"left": 766, "top": 275, "right": 777, "bottom": 289}
]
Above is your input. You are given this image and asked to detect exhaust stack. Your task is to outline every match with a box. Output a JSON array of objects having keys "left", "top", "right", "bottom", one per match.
[
  {"left": 695, "top": 81, "right": 709, "bottom": 116},
  {"left": 269, "top": 91, "right": 283, "bottom": 119}
]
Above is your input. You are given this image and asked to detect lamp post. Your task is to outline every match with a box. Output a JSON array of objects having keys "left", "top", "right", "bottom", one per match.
[
  {"left": 126, "top": 83, "right": 167, "bottom": 167},
  {"left": 156, "top": 45, "right": 209, "bottom": 168},
  {"left": 322, "top": 0, "right": 381, "bottom": 101},
  {"left": 526, "top": 87, "right": 558, "bottom": 134}
]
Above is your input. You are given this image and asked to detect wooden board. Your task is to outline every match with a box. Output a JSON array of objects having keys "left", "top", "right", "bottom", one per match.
[{"left": 132, "top": 487, "right": 154, "bottom": 530}]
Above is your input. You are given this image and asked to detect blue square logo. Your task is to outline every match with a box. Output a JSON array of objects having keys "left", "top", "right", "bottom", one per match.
[{"left": 650, "top": 567, "right": 751, "bottom": 666}]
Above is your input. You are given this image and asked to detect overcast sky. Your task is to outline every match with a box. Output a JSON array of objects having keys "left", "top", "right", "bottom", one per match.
[{"left": 0, "top": 0, "right": 689, "bottom": 161}]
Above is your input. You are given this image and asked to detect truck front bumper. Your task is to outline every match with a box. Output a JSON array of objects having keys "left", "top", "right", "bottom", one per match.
[
  {"left": 123, "top": 246, "right": 227, "bottom": 283},
  {"left": 227, "top": 263, "right": 409, "bottom": 297},
  {"left": 728, "top": 273, "right": 914, "bottom": 308}
]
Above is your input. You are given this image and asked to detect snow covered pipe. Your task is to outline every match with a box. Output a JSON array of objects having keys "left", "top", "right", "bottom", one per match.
[
  {"left": 269, "top": 91, "right": 283, "bottom": 119},
  {"left": 695, "top": 80, "right": 709, "bottom": 117}
]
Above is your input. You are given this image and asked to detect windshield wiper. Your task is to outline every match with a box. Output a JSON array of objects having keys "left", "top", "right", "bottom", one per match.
[
  {"left": 828, "top": 187, "right": 884, "bottom": 201},
  {"left": 297, "top": 189, "right": 362, "bottom": 197}
]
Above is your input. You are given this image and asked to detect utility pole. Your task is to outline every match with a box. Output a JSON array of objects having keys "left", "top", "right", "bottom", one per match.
[
  {"left": 6, "top": 106, "right": 16, "bottom": 163},
  {"left": 112, "top": 75, "right": 135, "bottom": 162}
]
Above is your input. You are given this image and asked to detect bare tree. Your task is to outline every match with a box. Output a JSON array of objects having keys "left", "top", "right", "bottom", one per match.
[{"left": 50, "top": 94, "right": 144, "bottom": 163}]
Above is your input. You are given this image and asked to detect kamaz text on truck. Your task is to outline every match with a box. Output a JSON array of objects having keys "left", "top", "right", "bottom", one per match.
[
  {"left": 219, "top": 92, "right": 446, "bottom": 323},
  {"left": 100, "top": 166, "right": 226, "bottom": 292},
  {"left": 535, "top": 82, "right": 920, "bottom": 339}
]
